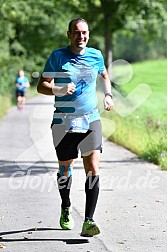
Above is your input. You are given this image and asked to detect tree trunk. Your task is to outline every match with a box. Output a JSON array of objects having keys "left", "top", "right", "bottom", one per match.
[
  {"left": 100, "top": 0, "right": 114, "bottom": 76},
  {"left": 103, "top": 14, "right": 113, "bottom": 79},
  {"left": 104, "top": 26, "right": 113, "bottom": 78}
]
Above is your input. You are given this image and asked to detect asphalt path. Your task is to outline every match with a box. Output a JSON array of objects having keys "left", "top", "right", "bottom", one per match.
[{"left": 0, "top": 95, "right": 167, "bottom": 252}]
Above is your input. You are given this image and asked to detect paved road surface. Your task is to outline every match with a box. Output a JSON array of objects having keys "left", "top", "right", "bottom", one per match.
[{"left": 0, "top": 95, "right": 167, "bottom": 252}]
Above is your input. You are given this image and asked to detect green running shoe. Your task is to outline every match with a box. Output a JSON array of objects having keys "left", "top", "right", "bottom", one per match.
[
  {"left": 81, "top": 219, "right": 100, "bottom": 237},
  {"left": 60, "top": 206, "right": 74, "bottom": 230}
]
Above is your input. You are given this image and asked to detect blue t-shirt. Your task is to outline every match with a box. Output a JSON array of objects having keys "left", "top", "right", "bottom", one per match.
[
  {"left": 16, "top": 76, "right": 29, "bottom": 92},
  {"left": 43, "top": 46, "right": 105, "bottom": 123}
]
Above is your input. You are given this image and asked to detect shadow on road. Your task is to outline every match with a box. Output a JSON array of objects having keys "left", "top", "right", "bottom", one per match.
[
  {"left": 0, "top": 228, "right": 89, "bottom": 244},
  {"left": 0, "top": 158, "right": 146, "bottom": 178},
  {"left": 0, "top": 160, "right": 57, "bottom": 178}
]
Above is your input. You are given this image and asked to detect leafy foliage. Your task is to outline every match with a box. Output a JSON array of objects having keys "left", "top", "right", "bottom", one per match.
[{"left": 0, "top": 0, "right": 166, "bottom": 96}]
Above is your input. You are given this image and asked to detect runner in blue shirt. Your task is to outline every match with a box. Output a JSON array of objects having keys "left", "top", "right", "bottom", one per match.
[
  {"left": 15, "top": 70, "right": 30, "bottom": 110},
  {"left": 37, "top": 18, "right": 114, "bottom": 237}
]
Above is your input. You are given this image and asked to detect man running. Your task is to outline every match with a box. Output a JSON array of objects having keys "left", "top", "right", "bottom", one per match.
[
  {"left": 15, "top": 70, "right": 30, "bottom": 110},
  {"left": 37, "top": 18, "right": 114, "bottom": 237}
]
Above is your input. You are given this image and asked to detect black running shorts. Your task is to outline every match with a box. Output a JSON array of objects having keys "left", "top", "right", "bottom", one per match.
[
  {"left": 16, "top": 90, "right": 25, "bottom": 97},
  {"left": 51, "top": 120, "right": 102, "bottom": 161}
]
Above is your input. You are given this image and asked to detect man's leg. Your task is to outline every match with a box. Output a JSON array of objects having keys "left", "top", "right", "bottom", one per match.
[
  {"left": 81, "top": 150, "right": 101, "bottom": 236},
  {"left": 57, "top": 159, "right": 74, "bottom": 230},
  {"left": 17, "top": 94, "right": 25, "bottom": 110},
  {"left": 57, "top": 159, "right": 74, "bottom": 208},
  {"left": 22, "top": 95, "right": 26, "bottom": 106},
  {"left": 17, "top": 96, "right": 22, "bottom": 107},
  {"left": 52, "top": 124, "right": 79, "bottom": 230},
  {"left": 83, "top": 150, "right": 100, "bottom": 220}
]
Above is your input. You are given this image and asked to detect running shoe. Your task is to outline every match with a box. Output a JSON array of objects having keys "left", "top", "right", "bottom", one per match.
[
  {"left": 81, "top": 219, "right": 100, "bottom": 237},
  {"left": 17, "top": 105, "right": 24, "bottom": 111},
  {"left": 60, "top": 206, "right": 74, "bottom": 230}
]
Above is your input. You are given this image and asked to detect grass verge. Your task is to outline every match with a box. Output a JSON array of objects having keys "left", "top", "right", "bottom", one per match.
[
  {"left": 0, "top": 86, "right": 38, "bottom": 121},
  {"left": 99, "top": 59, "right": 167, "bottom": 170}
]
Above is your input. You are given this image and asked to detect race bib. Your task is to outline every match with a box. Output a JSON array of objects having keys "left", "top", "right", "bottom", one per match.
[{"left": 65, "top": 115, "right": 89, "bottom": 133}]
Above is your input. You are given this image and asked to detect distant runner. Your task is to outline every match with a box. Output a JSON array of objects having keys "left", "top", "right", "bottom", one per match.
[{"left": 15, "top": 70, "right": 30, "bottom": 111}]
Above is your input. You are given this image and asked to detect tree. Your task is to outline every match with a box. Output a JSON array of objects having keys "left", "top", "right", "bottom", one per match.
[
  {"left": 0, "top": 0, "right": 72, "bottom": 94},
  {"left": 0, "top": 0, "right": 166, "bottom": 96},
  {"left": 66, "top": 0, "right": 167, "bottom": 68},
  {"left": 0, "top": 0, "right": 74, "bottom": 59}
]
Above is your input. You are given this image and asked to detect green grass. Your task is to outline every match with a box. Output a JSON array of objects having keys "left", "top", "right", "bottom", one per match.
[
  {"left": 0, "top": 86, "right": 38, "bottom": 121},
  {"left": 0, "top": 96, "right": 12, "bottom": 120},
  {"left": 99, "top": 59, "right": 167, "bottom": 170}
]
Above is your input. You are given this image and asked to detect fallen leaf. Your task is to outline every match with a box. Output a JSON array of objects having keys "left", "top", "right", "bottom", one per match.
[
  {"left": 0, "top": 244, "right": 6, "bottom": 249},
  {"left": 117, "top": 241, "right": 126, "bottom": 244}
]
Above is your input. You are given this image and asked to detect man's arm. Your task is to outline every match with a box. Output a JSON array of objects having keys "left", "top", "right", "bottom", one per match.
[
  {"left": 37, "top": 75, "right": 76, "bottom": 96},
  {"left": 37, "top": 76, "right": 54, "bottom": 95},
  {"left": 100, "top": 70, "right": 114, "bottom": 111},
  {"left": 25, "top": 80, "right": 30, "bottom": 88},
  {"left": 15, "top": 82, "right": 20, "bottom": 88}
]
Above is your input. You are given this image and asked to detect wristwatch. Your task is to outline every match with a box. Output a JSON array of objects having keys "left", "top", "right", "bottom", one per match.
[{"left": 105, "top": 93, "right": 113, "bottom": 99}]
